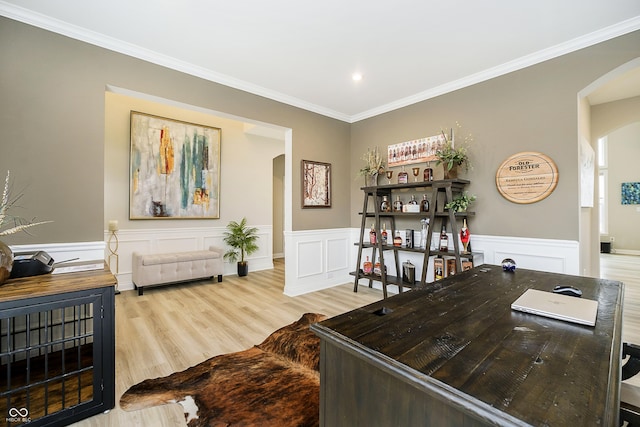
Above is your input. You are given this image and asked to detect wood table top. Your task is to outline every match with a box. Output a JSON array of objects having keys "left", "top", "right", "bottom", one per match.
[
  {"left": 313, "top": 265, "right": 624, "bottom": 426},
  {"left": 0, "top": 265, "right": 116, "bottom": 304}
]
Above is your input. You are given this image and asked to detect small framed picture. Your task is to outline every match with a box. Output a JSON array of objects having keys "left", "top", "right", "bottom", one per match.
[{"left": 302, "top": 160, "right": 331, "bottom": 208}]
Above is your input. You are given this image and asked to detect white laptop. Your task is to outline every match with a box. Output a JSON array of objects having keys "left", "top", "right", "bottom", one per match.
[{"left": 511, "top": 289, "right": 599, "bottom": 327}]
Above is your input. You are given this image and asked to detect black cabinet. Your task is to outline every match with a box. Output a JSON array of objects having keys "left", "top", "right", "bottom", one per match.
[{"left": 0, "top": 268, "right": 116, "bottom": 426}]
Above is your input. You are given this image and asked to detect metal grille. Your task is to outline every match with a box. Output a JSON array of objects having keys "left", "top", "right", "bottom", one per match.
[{"left": 1, "top": 302, "right": 95, "bottom": 425}]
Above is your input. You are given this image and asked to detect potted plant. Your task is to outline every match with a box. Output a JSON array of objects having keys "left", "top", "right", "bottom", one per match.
[
  {"left": 357, "top": 147, "right": 386, "bottom": 186},
  {"left": 435, "top": 141, "right": 470, "bottom": 179},
  {"left": 445, "top": 192, "right": 476, "bottom": 213},
  {"left": 223, "top": 217, "right": 259, "bottom": 277},
  {"left": 1, "top": 170, "right": 51, "bottom": 284}
]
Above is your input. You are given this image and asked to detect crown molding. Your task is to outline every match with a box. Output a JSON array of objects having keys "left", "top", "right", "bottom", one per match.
[{"left": 2, "top": 2, "right": 639, "bottom": 124}]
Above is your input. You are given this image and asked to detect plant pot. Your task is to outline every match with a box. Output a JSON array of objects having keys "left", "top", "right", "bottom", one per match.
[
  {"left": 443, "top": 165, "right": 459, "bottom": 180},
  {"left": 237, "top": 261, "right": 249, "bottom": 277},
  {"left": 0, "top": 240, "right": 14, "bottom": 285},
  {"left": 365, "top": 173, "right": 378, "bottom": 187}
]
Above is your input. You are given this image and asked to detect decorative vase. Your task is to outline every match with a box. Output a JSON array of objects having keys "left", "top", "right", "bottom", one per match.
[
  {"left": 443, "top": 165, "right": 459, "bottom": 180},
  {"left": 0, "top": 240, "right": 14, "bottom": 285},
  {"left": 365, "top": 173, "right": 378, "bottom": 187}
]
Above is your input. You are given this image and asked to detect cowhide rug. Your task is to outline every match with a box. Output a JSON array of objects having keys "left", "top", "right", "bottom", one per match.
[{"left": 120, "top": 313, "right": 327, "bottom": 427}]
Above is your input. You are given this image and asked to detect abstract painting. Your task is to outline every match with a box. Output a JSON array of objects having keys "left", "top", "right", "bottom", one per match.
[
  {"left": 302, "top": 160, "right": 331, "bottom": 208},
  {"left": 621, "top": 182, "right": 640, "bottom": 205},
  {"left": 130, "top": 111, "right": 221, "bottom": 219}
]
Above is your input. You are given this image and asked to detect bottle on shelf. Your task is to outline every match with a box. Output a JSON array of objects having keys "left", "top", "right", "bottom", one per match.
[
  {"left": 381, "top": 223, "right": 388, "bottom": 245},
  {"left": 393, "top": 196, "right": 403, "bottom": 212},
  {"left": 439, "top": 224, "right": 449, "bottom": 252},
  {"left": 460, "top": 218, "right": 471, "bottom": 253},
  {"left": 369, "top": 224, "right": 377, "bottom": 245},
  {"left": 434, "top": 256, "right": 444, "bottom": 281},
  {"left": 420, "top": 218, "right": 429, "bottom": 249},
  {"left": 408, "top": 195, "right": 419, "bottom": 206},
  {"left": 420, "top": 194, "right": 430, "bottom": 212},
  {"left": 363, "top": 256, "right": 373, "bottom": 274},
  {"left": 398, "top": 166, "right": 408, "bottom": 184},
  {"left": 423, "top": 163, "right": 433, "bottom": 181},
  {"left": 374, "top": 258, "right": 382, "bottom": 276},
  {"left": 393, "top": 230, "right": 402, "bottom": 247},
  {"left": 380, "top": 196, "right": 391, "bottom": 212}
]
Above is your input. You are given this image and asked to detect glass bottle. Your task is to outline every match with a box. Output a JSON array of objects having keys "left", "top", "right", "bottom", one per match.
[
  {"left": 374, "top": 258, "right": 382, "bottom": 276},
  {"left": 398, "top": 166, "right": 408, "bottom": 184},
  {"left": 460, "top": 218, "right": 470, "bottom": 253},
  {"left": 380, "top": 196, "right": 391, "bottom": 212},
  {"left": 439, "top": 224, "right": 449, "bottom": 252},
  {"left": 393, "top": 231, "right": 402, "bottom": 247},
  {"left": 381, "top": 223, "right": 388, "bottom": 245},
  {"left": 423, "top": 163, "right": 433, "bottom": 181},
  {"left": 434, "top": 256, "right": 444, "bottom": 281},
  {"left": 393, "top": 195, "right": 403, "bottom": 212},
  {"left": 420, "top": 194, "right": 430, "bottom": 212},
  {"left": 363, "top": 256, "right": 373, "bottom": 274},
  {"left": 369, "top": 224, "right": 377, "bottom": 245},
  {"left": 408, "top": 195, "right": 419, "bottom": 206},
  {"left": 420, "top": 218, "right": 429, "bottom": 249}
]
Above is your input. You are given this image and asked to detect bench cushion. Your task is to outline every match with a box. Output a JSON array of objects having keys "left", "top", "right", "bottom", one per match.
[{"left": 142, "top": 250, "right": 221, "bottom": 266}]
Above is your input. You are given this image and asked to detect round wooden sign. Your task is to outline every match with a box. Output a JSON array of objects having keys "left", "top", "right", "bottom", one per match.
[{"left": 495, "top": 152, "right": 559, "bottom": 204}]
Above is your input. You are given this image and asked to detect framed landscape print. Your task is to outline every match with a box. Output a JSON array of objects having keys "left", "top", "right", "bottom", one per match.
[
  {"left": 130, "top": 111, "right": 221, "bottom": 219},
  {"left": 302, "top": 160, "right": 331, "bottom": 208}
]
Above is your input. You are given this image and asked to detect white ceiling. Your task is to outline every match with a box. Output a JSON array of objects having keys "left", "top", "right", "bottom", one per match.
[{"left": 2, "top": 0, "right": 640, "bottom": 122}]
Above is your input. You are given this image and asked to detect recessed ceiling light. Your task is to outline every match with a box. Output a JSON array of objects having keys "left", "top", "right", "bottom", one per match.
[{"left": 352, "top": 73, "right": 363, "bottom": 82}]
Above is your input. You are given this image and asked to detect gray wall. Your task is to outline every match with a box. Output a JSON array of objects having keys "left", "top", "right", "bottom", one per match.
[
  {"left": 0, "top": 17, "right": 351, "bottom": 245},
  {"left": 351, "top": 31, "right": 640, "bottom": 247}
]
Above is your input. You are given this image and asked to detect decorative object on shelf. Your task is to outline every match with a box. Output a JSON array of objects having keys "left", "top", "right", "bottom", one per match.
[
  {"left": 502, "top": 258, "right": 517, "bottom": 272},
  {"left": 439, "top": 224, "right": 449, "bottom": 252},
  {"left": 373, "top": 259, "right": 382, "bottom": 276},
  {"left": 445, "top": 192, "right": 476, "bottom": 213},
  {"left": 302, "top": 160, "right": 332, "bottom": 208},
  {"left": 402, "top": 260, "right": 415, "bottom": 284},
  {"left": 387, "top": 134, "right": 444, "bottom": 168},
  {"left": 130, "top": 111, "right": 221, "bottom": 219},
  {"left": 423, "top": 163, "right": 433, "bottom": 181},
  {"left": 434, "top": 257, "right": 444, "bottom": 281},
  {"left": 380, "top": 195, "right": 391, "bottom": 212},
  {"left": 496, "top": 152, "right": 559, "bottom": 204},
  {"left": 223, "top": 217, "right": 259, "bottom": 277},
  {"left": 412, "top": 167, "right": 421, "bottom": 182},
  {"left": 434, "top": 123, "right": 472, "bottom": 179},
  {"left": 358, "top": 147, "right": 385, "bottom": 186},
  {"left": 0, "top": 171, "right": 51, "bottom": 285},
  {"left": 420, "top": 194, "right": 430, "bottom": 212},
  {"left": 393, "top": 196, "right": 403, "bottom": 212},
  {"left": 460, "top": 218, "right": 470, "bottom": 253},
  {"left": 405, "top": 230, "right": 414, "bottom": 248},
  {"left": 107, "top": 220, "right": 120, "bottom": 294},
  {"left": 385, "top": 170, "right": 394, "bottom": 184},
  {"left": 369, "top": 224, "right": 377, "bottom": 244},
  {"left": 363, "top": 256, "right": 373, "bottom": 274},
  {"left": 398, "top": 166, "right": 408, "bottom": 184},
  {"left": 420, "top": 218, "right": 430, "bottom": 249},
  {"left": 381, "top": 223, "right": 388, "bottom": 245},
  {"left": 393, "top": 231, "right": 402, "bottom": 247}
]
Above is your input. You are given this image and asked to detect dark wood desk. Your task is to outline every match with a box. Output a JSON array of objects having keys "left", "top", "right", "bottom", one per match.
[{"left": 312, "top": 266, "right": 624, "bottom": 426}]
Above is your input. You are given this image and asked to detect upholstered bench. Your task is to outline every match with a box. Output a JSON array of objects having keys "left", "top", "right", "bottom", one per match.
[{"left": 132, "top": 247, "right": 224, "bottom": 296}]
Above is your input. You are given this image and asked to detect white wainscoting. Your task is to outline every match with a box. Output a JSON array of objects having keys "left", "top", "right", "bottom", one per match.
[
  {"left": 283, "top": 228, "right": 580, "bottom": 296},
  {"left": 11, "top": 226, "right": 273, "bottom": 292}
]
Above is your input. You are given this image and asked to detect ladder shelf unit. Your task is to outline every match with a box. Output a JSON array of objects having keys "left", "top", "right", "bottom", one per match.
[{"left": 351, "top": 179, "right": 474, "bottom": 298}]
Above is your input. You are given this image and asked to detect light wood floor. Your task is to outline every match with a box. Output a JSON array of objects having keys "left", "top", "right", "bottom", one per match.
[{"left": 71, "top": 255, "right": 640, "bottom": 426}]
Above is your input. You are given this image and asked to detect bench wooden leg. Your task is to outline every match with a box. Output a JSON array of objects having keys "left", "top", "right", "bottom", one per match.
[
  {"left": 217, "top": 274, "right": 223, "bottom": 282},
  {"left": 138, "top": 287, "right": 144, "bottom": 296}
]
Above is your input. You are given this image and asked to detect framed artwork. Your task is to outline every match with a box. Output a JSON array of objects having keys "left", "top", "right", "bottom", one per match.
[
  {"left": 129, "top": 111, "right": 221, "bottom": 219},
  {"left": 387, "top": 133, "right": 447, "bottom": 168},
  {"left": 302, "top": 160, "right": 331, "bottom": 208},
  {"left": 622, "top": 182, "right": 640, "bottom": 205}
]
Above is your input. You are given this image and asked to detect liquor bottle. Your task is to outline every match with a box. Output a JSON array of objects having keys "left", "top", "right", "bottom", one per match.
[
  {"left": 439, "top": 224, "right": 449, "bottom": 252},
  {"left": 460, "top": 218, "right": 470, "bottom": 253},
  {"left": 420, "top": 218, "right": 429, "bottom": 249},
  {"left": 423, "top": 164, "right": 433, "bottom": 181},
  {"left": 363, "top": 256, "right": 373, "bottom": 274},
  {"left": 369, "top": 224, "right": 377, "bottom": 245},
  {"left": 374, "top": 259, "right": 382, "bottom": 276},
  {"left": 393, "top": 231, "right": 402, "bottom": 247},
  {"left": 380, "top": 196, "right": 391, "bottom": 213},
  {"left": 393, "top": 196, "right": 403, "bottom": 212},
  {"left": 420, "top": 194, "right": 430, "bottom": 212},
  {"left": 381, "top": 223, "right": 388, "bottom": 245},
  {"left": 398, "top": 166, "right": 408, "bottom": 184},
  {"left": 408, "top": 195, "right": 419, "bottom": 206}
]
